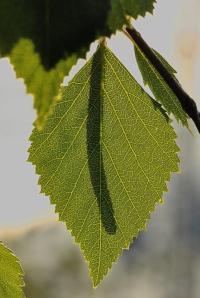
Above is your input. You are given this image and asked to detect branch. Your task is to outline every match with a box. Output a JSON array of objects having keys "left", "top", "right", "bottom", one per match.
[{"left": 124, "top": 26, "right": 200, "bottom": 133}]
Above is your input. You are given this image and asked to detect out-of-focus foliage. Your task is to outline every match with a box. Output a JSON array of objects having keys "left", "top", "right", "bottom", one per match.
[
  {"left": 10, "top": 39, "right": 77, "bottom": 128},
  {"left": 29, "top": 45, "right": 179, "bottom": 286},
  {"left": 0, "top": 242, "right": 24, "bottom": 298}
]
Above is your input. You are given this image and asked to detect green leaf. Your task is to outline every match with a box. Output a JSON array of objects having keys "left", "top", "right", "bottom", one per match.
[
  {"left": 10, "top": 39, "right": 77, "bottom": 128},
  {"left": 134, "top": 45, "right": 189, "bottom": 127},
  {"left": 108, "top": 0, "right": 157, "bottom": 31},
  {"left": 0, "top": 242, "right": 25, "bottom": 298},
  {"left": 28, "top": 45, "right": 179, "bottom": 286}
]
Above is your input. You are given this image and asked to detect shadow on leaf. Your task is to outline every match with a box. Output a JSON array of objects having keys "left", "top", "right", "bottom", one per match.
[{"left": 87, "top": 47, "right": 117, "bottom": 235}]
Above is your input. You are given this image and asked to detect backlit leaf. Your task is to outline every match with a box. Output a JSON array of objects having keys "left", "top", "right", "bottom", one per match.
[{"left": 29, "top": 45, "right": 179, "bottom": 286}]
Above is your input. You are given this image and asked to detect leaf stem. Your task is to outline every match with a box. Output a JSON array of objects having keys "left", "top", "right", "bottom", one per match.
[{"left": 124, "top": 26, "right": 200, "bottom": 133}]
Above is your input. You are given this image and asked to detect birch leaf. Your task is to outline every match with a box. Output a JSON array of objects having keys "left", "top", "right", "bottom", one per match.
[{"left": 29, "top": 45, "right": 179, "bottom": 286}]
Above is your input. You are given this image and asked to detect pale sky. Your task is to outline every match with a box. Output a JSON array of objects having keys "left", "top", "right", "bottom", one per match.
[{"left": 0, "top": 0, "right": 199, "bottom": 229}]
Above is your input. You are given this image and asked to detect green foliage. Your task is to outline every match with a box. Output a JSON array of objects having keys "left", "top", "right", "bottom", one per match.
[
  {"left": 134, "top": 45, "right": 189, "bottom": 127},
  {"left": 29, "top": 45, "right": 179, "bottom": 286},
  {"left": 0, "top": 242, "right": 24, "bottom": 298},
  {"left": 10, "top": 39, "right": 77, "bottom": 128}
]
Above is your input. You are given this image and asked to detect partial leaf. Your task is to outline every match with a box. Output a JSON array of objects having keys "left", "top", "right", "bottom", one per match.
[
  {"left": 10, "top": 39, "right": 77, "bottom": 128},
  {"left": 29, "top": 45, "right": 179, "bottom": 286},
  {"left": 0, "top": 242, "right": 25, "bottom": 298},
  {"left": 108, "top": 0, "right": 157, "bottom": 31},
  {"left": 134, "top": 45, "right": 189, "bottom": 127}
]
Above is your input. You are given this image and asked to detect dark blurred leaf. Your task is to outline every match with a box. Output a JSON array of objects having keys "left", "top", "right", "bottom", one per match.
[
  {"left": 0, "top": 0, "right": 156, "bottom": 69},
  {"left": 0, "top": 0, "right": 157, "bottom": 128}
]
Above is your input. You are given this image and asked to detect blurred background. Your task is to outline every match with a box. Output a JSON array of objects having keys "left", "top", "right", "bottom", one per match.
[{"left": 0, "top": 0, "right": 200, "bottom": 297}]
